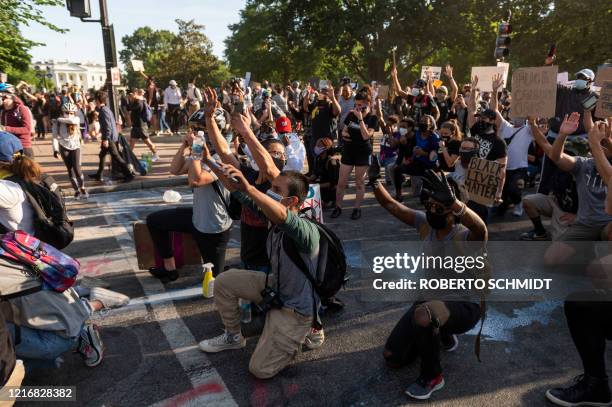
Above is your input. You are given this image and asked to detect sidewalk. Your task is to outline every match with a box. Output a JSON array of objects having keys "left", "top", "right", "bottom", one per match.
[{"left": 31, "top": 132, "right": 188, "bottom": 195}]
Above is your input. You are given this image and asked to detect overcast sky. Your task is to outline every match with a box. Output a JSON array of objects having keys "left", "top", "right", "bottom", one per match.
[{"left": 26, "top": 0, "right": 246, "bottom": 65}]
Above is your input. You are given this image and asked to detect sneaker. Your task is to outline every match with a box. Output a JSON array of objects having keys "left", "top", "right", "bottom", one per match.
[
  {"left": 77, "top": 324, "right": 104, "bottom": 367},
  {"left": 546, "top": 374, "right": 612, "bottom": 407},
  {"left": 74, "top": 191, "right": 82, "bottom": 200},
  {"left": 405, "top": 374, "right": 445, "bottom": 400},
  {"left": 350, "top": 208, "right": 362, "bottom": 220},
  {"left": 512, "top": 202, "right": 524, "bottom": 217},
  {"left": 441, "top": 334, "right": 459, "bottom": 352},
  {"left": 199, "top": 331, "right": 246, "bottom": 353},
  {"left": 520, "top": 229, "right": 551, "bottom": 241},
  {"left": 151, "top": 153, "right": 160, "bottom": 162},
  {"left": 80, "top": 190, "right": 89, "bottom": 200},
  {"left": 148, "top": 267, "right": 179, "bottom": 283},
  {"left": 331, "top": 207, "right": 342, "bottom": 218},
  {"left": 90, "top": 287, "right": 130, "bottom": 309},
  {"left": 304, "top": 328, "right": 325, "bottom": 350}
]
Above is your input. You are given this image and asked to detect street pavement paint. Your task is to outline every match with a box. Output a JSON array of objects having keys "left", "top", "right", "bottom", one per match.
[{"left": 96, "top": 191, "right": 238, "bottom": 407}]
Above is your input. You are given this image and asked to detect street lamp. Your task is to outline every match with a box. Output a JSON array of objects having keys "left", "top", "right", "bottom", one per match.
[{"left": 65, "top": 0, "right": 119, "bottom": 119}]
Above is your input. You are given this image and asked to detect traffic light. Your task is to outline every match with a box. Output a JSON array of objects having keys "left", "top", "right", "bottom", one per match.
[
  {"left": 494, "top": 21, "right": 512, "bottom": 61},
  {"left": 66, "top": 0, "right": 91, "bottom": 18}
]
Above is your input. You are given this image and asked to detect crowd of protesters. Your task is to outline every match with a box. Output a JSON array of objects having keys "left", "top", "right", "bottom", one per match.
[{"left": 0, "top": 50, "right": 611, "bottom": 406}]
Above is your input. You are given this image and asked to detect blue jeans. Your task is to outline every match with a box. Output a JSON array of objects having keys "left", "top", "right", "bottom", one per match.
[
  {"left": 7, "top": 323, "right": 80, "bottom": 371},
  {"left": 159, "top": 110, "right": 170, "bottom": 132}
]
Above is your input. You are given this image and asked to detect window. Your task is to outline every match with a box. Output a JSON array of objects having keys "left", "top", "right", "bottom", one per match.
[
  {"left": 80, "top": 75, "right": 85, "bottom": 81},
  {"left": 99, "top": 76, "right": 103, "bottom": 82},
  {"left": 59, "top": 74, "right": 65, "bottom": 82},
  {"left": 69, "top": 74, "right": 75, "bottom": 82}
]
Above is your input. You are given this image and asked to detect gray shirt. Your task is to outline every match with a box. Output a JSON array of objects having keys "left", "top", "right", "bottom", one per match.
[
  {"left": 192, "top": 167, "right": 233, "bottom": 234},
  {"left": 571, "top": 157, "right": 612, "bottom": 228},
  {"left": 338, "top": 94, "right": 355, "bottom": 130}
]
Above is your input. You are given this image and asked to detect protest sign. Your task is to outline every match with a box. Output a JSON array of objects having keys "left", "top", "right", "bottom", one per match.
[
  {"left": 496, "top": 61, "right": 510, "bottom": 85},
  {"left": 595, "top": 66, "right": 612, "bottom": 87},
  {"left": 471, "top": 66, "right": 506, "bottom": 92},
  {"left": 130, "top": 59, "right": 144, "bottom": 72},
  {"left": 110, "top": 67, "right": 121, "bottom": 86},
  {"left": 464, "top": 158, "right": 503, "bottom": 207},
  {"left": 596, "top": 81, "right": 612, "bottom": 118},
  {"left": 557, "top": 72, "right": 569, "bottom": 84},
  {"left": 300, "top": 184, "right": 323, "bottom": 223},
  {"left": 510, "top": 65, "right": 558, "bottom": 119},
  {"left": 377, "top": 85, "right": 390, "bottom": 99},
  {"left": 421, "top": 66, "right": 442, "bottom": 80},
  {"left": 244, "top": 72, "right": 251, "bottom": 88}
]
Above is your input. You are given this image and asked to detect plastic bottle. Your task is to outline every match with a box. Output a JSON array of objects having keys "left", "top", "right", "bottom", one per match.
[
  {"left": 192, "top": 131, "right": 205, "bottom": 159},
  {"left": 202, "top": 263, "right": 215, "bottom": 298},
  {"left": 239, "top": 298, "right": 252, "bottom": 324},
  {"left": 162, "top": 190, "right": 182, "bottom": 203}
]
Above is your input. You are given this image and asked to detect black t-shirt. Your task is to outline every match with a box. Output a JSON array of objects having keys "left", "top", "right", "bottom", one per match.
[
  {"left": 438, "top": 139, "right": 461, "bottom": 172},
  {"left": 397, "top": 134, "right": 416, "bottom": 164},
  {"left": 470, "top": 128, "right": 507, "bottom": 161},
  {"left": 309, "top": 101, "right": 337, "bottom": 139},
  {"left": 343, "top": 112, "right": 379, "bottom": 144},
  {"left": 129, "top": 99, "right": 145, "bottom": 128},
  {"left": 239, "top": 164, "right": 271, "bottom": 267},
  {"left": 436, "top": 96, "right": 451, "bottom": 126},
  {"left": 409, "top": 94, "right": 436, "bottom": 122}
]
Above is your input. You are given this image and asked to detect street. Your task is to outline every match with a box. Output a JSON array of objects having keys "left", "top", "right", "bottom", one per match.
[{"left": 17, "top": 186, "right": 611, "bottom": 407}]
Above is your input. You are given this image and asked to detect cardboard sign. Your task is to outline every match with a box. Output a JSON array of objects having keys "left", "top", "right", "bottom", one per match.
[
  {"left": 244, "top": 72, "right": 251, "bottom": 88},
  {"left": 377, "top": 85, "right": 390, "bottom": 99},
  {"left": 471, "top": 66, "right": 507, "bottom": 92},
  {"left": 496, "top": 61, "right": 510, "bottom": 85},
  {"left": 557, "top": 72, "right": 569, "bottom": 84},
  {"left": 420, "top": 66, "right": 442, "bottom": 80},
  {"left": 595, "top": 66, "right": 612, "bottom": 87},
  {"left": 133, "top": 222, "right": 202, "bottom": 270},
  {"left": 464, "top": 158, "right": 503, "bottom": 207},
  {"left": 510, "top": 65, "right": 558, "bottom": 119},
  {"left": 131, "top": 59, "right": 144, "bottom": 72},
  {"left": 596, "top": 81, "right": 612, "bottom": 118},
  {"left": 110, "top": 67, "right": 121, "bottom": 86},
  {"left": 300, "top": 184, "right": 323, "bottom": 223}
]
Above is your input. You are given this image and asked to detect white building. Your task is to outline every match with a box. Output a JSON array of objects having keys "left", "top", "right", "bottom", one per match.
[{"left": 31, "top": 60, "right": 108, "bottom": 90}]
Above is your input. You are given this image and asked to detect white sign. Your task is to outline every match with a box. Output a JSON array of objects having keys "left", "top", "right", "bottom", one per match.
[
  {"left": 471, "top": 66, "right": 507, "bottom": 92},
  {"left": 131, "top": 59, "right": 144, "bottom": 72},
  {"left": 421, "top": 66, "right": 442, "bottom": 80},
  {"left": 557, "top": 72, "right": 569, "bottom": 84},
  {"left": 300, "top": 184, "right": 323, "bottom": 224},
  {"left": 496, "top": 61, "right": 510, "bottom": 86},
  {"left": 244, "top": 72, "right": 251, "bottom": 88},
  {"left": 110, "top": 67, "right": 121, "bottom": 86}
]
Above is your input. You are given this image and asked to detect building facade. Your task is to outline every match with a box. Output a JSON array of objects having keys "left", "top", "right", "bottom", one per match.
[{"left": 31, "top": 60, "right": 108, "bottom": 90}]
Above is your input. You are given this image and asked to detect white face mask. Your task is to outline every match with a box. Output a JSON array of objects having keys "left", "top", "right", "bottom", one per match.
[
  {"left": 399, "top": 128, "right": 408, "bottom": 136},
  {"left": 411, "top": 88, "right": 420, "bottom": 97},
  {"left": 574, "top": 79, "right": 588, "bottom": 90},
  {"left": 265, "top": 189, "right": 284, "bottom": 202}
]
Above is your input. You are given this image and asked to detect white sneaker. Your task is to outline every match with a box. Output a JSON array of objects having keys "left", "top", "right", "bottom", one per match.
[
  {"left": 304, "top": 328, "right": 325, "bottom": 350},
  {"left": 199, "top": 331, "right": 246, "bottom": 353},
  {"left": 512, "top": 202, "right": 524, "bottom": 217},
  {"left": 151, "top": 153, "right": 160, "bottom": 162},
  {"left": 90, "top": 287, "right": 130, "bottom": 309}
]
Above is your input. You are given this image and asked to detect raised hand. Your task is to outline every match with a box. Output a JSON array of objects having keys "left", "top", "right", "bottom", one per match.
[
  {"left": 443, "top": 65, "right": 453, "bottom": 78},
  {"left": 588, "top": 121, "right": 609, "bottom": 145},
  {"left": 471, "top": 75, "right": 479, "bottom": 91},
  {"left": 203, "top": 87, "right": 218, "bottom": 117},
  {"left": 491, "top": 73, "right": 504, "bottom": 92},
  {"left": 559, "top": 112, "right": 580, "bottom": 135},
  {"left": 421, "top": 170, "right": 456, "bottom": 207}
]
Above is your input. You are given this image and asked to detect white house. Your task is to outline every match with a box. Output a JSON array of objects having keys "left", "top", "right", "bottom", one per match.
[{"left": 31, "top": 60, "right": 108, "bottom": 90}]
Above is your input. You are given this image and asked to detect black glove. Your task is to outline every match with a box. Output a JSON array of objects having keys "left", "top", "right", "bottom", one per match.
[
  {"left": 367, "top": 154, "right": 381, "bottom": 187},
  {"left": 422, "top": 170, "right": 455, "bottom": 207}
]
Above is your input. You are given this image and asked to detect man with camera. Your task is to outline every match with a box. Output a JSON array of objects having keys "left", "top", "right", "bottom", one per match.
[{"left": 198, "top": 163, "right": 320, "bottom": 379}]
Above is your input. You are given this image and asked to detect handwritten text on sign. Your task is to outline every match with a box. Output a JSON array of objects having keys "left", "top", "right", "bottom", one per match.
[
  {"left": 510, "top": 66, "right": 558, "bottom": 119},
  {"left": 465, "top": 158, "right": 503, "bottom": 207},
  {"left": 596, "top": 81, "right": 612, "bottom": 118}
]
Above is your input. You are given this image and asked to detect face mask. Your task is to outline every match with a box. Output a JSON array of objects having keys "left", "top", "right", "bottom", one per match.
[
  {"left": 411, "top": 88, "right": 420, "bottom": 97},
  {"left": 266, "top": 189, "right": 284, "bottom": 202},
  {"left": 314, "top": 146, "right": 327, "bottom": 156},
  {"left": 476, "top": 121, "right": 494, "bottom": 135},
  {"left": 460, "top": 150, "right": 477, "bottom": 166},
  {"left": 418, "top": 123, "right": 430, "bottom": 132},
  {"left": 574, "top": 79, "right": 588, "bottom": 90},
  {"left": 426, "top": 211, "right": 449, "bottom": 230},
  {"left": 272, "top": 157, "right": 286, "bottom": 171},
  {"left": 398, "top": 127, "right": 408, "bottom": 136}
]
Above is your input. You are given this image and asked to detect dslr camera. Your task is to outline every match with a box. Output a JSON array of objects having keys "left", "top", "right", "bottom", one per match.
[{"left": 257, "top": 286, "right": 283, "bottom": 313}]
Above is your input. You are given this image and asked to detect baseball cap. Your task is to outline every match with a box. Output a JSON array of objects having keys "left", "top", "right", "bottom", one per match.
[
  {"left": 477, "top": 108, "right": 496, "bottom": 119},
  {"left": 275, "top": 116, "right": 292, "bottom": 134},
  {"left": 0, "top": 131, "right": 23, "bottom": 163},
  {"left": 169, "top": 80, "right": 177, "bottom": 86},
  {"left": 414, "top": 79, "right": 427, "bottom": 88},
  {"left": 436, "top": 86, "right": 448, "bottom": 95},
  {"left": 575, "top": 69, "right": 595, "bottom": 81}
]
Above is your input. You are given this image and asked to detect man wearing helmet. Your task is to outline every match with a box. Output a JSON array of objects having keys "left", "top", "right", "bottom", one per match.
[{"left": 0, "top": 84, "right": 33, "bottom": 158}]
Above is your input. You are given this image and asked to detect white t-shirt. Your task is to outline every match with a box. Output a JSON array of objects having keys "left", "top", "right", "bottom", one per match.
[
  {"left": 0, "top": 180, "right": 35, "bottom": 234},
  {"left": 499, "top": 118, "right": 532, "bottom": 170}
]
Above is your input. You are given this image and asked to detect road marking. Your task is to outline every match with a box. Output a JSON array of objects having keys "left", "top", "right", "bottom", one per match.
[{"left": 97, "top": 193, "right": 238, "bottom": 407}]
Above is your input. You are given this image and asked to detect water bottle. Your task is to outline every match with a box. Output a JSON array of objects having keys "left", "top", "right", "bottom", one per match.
[
  {"left": 239, "top": 299, "right": 252, "bottom": 324},
  {"left": 192, "top": 131, "right": 205, "bottom": 159}
]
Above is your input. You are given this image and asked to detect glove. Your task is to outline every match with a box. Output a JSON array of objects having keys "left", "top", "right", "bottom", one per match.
[
  {"left": 421, "top": 169, "right": 455, "bottom": 207},
  {"left": 367, "top": 154, "right": 382, "bottom": 187}
]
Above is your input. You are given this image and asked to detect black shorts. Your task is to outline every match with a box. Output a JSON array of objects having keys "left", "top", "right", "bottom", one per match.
[
  {"left": 341, "top": 143, "right": 371, "bottom": 166},
  {"left": 131, "top": 126, "right": 148, "bottom": 140}
]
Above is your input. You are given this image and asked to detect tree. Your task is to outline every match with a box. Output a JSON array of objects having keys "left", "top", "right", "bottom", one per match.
[{"left": 0, "top": 0, "right": 66, "bottom": 72}]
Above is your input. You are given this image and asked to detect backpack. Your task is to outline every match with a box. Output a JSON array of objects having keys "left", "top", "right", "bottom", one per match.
[
  {"left": 141, "top": 101, "right": 153, "bottom": 123},
  {"left": 283, "top": 210, "right": 348, "bottom": 306},
  {"left": 6, "top": 174, "right": 74, "bottom": 249},
  {"left": 0, "top": 230, "right": 79, "bottom": 292},
  {"left": 211, "top": 181, "right": 242, "bottom": 220}
]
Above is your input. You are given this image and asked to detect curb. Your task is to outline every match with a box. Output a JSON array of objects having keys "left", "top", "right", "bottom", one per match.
[{"left": 88, "top": 175, "right": 188, "bottom": 195}]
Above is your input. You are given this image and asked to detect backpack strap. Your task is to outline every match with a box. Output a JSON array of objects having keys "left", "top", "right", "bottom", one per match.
[
  {"left": 474, "top": 297, "right": 486, "bottom": 362},
  {"left": 505, "top": 126, "right": 524, "bottom": 146},
  {"left": 211, "top": 180, "right": 231, "bottom": 216}
]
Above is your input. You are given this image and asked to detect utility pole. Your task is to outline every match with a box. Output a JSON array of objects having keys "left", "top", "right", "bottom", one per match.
[{"left": 66, "top": 0, "right": 119, "bottom": 119}]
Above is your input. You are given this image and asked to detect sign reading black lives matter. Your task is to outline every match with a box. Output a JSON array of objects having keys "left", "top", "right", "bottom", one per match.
[
  {"left": 465, "top": 157, "right": 503, "bottom": 207},
  {"left": 510, "top": 65, "right": 558, "bottom": 119}
]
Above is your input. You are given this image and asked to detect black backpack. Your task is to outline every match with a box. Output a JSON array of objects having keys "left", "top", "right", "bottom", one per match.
[
  {"left": 283, "top": 209, "right": 348, "bottom": 300},
  {"left": 6, "top": 175, "right": 74, "bottom": 249},
  {"left": 211, "top": 181, "right": 242, "bottom": 220}
]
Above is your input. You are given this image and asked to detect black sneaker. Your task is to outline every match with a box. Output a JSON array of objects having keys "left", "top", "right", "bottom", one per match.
[
  {"left": 350, "top": 208, "right": 361, "bottom": 220},
  {"left": 331, "top": 207, "right": 342, "bottom": 218},
  {"left": 520, "top": 229, "right": 551, "bottom": 241},
  {"left": 546, "top": 374, "right": 612, "bottom": 407},
  {"left": 148, "top": 267, "right": 178, "bottom": 283}
]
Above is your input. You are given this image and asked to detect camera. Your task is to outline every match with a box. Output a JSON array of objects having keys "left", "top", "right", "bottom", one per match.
[
  {"left": 257, "top": 287, "right": 283, "bottom": 313},
  {"left": 341, "top": 76, "right": 351, "bottom": 86}
]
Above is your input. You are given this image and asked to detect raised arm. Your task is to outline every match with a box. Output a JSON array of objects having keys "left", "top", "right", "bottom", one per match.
[
  {"left": 231, "top": 111, "right": 280, "bottom": 181},
  {"left": 528, "top": 117, "right": 553, "bottom": 155},
  {"left": 371, "top": 180, "right": 417, "bottom": 226},
  {"left": 391, "top": 65, "right": 409, "bottom": 99},
  {"left": 549, "top": 113, "right": 579, "bottom": 172},
  {"left": 328, "top": 83, "right": 341, "bottom": 117},
  {"left": 443, "top": 65, "right": 458, "bottom": 102},
  {"left": 202, "top": 87, "right": 239, "bottom": 167},
  {"left": 467, "top": 76, "right": 478, "bottom": 128},
  {"left": 490, "top": 73, "right": 504, "bottom": 129},
  {"left": 588, "top": 121, "right": 612, "bottom": 183},
  {"left": 169, "top": 135, "right": 192, "bottom": 175}
]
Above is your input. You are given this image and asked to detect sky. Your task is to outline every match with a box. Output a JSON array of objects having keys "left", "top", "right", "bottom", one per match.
[{"left": 26, "top": 0, "right": 247, "bottom": 66}]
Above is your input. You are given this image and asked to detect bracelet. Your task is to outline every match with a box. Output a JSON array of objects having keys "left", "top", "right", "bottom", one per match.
[{"left": 452, "top": 201, "right": 467, "bottom": 217}]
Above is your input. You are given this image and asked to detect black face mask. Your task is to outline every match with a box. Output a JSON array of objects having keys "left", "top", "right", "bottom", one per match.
[
  {"left": 476, "top": 121, "right": 495, "bottom": 135},
  {"left": 418, "top": 123, "right": 430, "bottom": 132},
  {"left": 426, "top": 211, "right": 449, "bottom": 230},
  {"left": 272, "top": 157, "right": 286, "bottom": 171},
  {"left": 460, "top": 150, "right": 478, "bottom": 166}
]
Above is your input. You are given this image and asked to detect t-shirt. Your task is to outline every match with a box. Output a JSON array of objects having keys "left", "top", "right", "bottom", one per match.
[
  {"left": 380, "top": 131, "right": 401, "bottom": 162},
  {"left": 192, "top": 165, "right": 233, "bottom": 234},
  {"left": 412, "top": 130, "right": 440, "bottom": 166},
  {"left": 129, "top": 99, "right": 146, "bottom": 128},
  {"left": 499, "top": 118, "right": 532, "bottom": 170},
  {"left": 571, "top": 157, "right": 612, "bottom": 228},
  {"left": 342, "top": 112, "right": 379, "bottom": 158},
  {"left": 239, "top": 164, "right": 271, "bottom": 267},
  {"left": 436, "top": 96, "right": 452, "bottom": 126},
  {"left": 438, "top": 139, "right": 461, "bottom": 172},
  {"left": 409, "top": 94, "right": 437, "bottom": 122},
  {"left": 310, "top": 101, "right": 337, "bottom": 140},
  {"left": 471, "top": 128, "right": 507, "bottom": 161},
  {"left": 0, "top": 179, "right": 34, "bottom": 234}
]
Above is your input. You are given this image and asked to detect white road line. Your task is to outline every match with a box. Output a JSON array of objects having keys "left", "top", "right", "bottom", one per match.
[{"left": 98, "top": 194, "right": 238, "bottom": 407}]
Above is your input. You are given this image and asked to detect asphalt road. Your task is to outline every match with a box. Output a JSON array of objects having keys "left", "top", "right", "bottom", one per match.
[{"left": 17, "top": 185, "right": 612, "bottom": 407}]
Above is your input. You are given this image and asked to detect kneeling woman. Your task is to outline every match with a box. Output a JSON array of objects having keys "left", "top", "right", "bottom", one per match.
[{"left": 146, "top": 111, "right": 232, "bottom": 282}]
